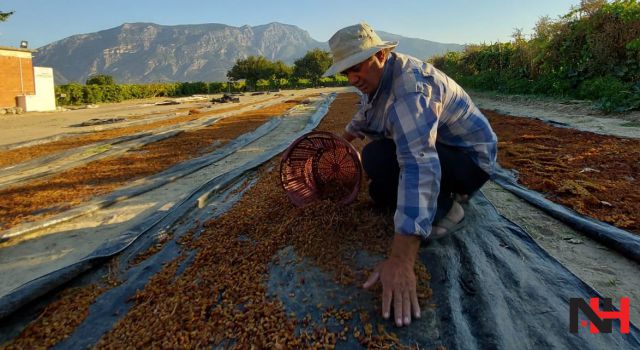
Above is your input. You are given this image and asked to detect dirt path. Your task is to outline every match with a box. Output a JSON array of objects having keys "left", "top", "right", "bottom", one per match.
[{"left": 471, "top": 91, "right": 640, "bottom": 139}]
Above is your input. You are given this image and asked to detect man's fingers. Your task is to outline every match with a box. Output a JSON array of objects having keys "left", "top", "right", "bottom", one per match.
[
  {"left": 362, "top": 271, "right": 380, "bottom": 289},
  {"left": 393, "top": 289, "right": 403, "bottom": 327},
  {"left": 382, "top": 286, "right": 392, "bottom": 319},
  {"left": 402, "top": 291, "right": 412, "bottom": 326},
  {"left": 411, "top": 289, "right": 421, "bottom": 319}
]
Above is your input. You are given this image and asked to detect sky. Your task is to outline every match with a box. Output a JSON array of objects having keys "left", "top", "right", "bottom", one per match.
[{"left": 0, "top": 0, "right": 581, "bottom": 49}]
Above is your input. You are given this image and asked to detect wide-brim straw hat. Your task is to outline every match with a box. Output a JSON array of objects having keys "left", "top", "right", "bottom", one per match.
[{"left": 322, "top": 22, "right": 398, "bottom": 77}]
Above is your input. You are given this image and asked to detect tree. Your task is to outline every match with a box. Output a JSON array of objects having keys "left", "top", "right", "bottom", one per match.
[
  {"left": 227, "top": 56, "right": 275, "bottom": 90},
  {"left": 86, "top": 74, "right": 115, "bottom": 85},
  {"left": 293, "top": 49, "right": 332, "bottom": 86},
  {"left": 272, "top": 60, "right": 292, "bottom": 80},
  {"left": 0, "top": 10, "right": 13, "bottom": 22}
]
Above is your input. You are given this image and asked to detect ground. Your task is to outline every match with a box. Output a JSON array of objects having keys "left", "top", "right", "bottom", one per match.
[{"left": 0, "top": 87, "right": 638, "bottom": 347}]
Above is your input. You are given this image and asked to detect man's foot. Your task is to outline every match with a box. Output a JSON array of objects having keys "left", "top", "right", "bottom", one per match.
[
  {"left": 454, "top": 193, "right": 470, "bottom": 204},
  {"left": 431, "top": 201, "right": 465, "bottom": 239}
]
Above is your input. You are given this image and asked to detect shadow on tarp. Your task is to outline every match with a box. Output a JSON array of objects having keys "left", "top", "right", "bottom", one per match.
[
  {"left": 492, "top": 166, "right": 640, "bottom": 263},
  {"left": 268, "top": 192, "right": 639, "bottom": 349}
]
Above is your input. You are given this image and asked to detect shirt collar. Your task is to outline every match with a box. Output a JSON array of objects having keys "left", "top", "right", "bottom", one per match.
[{"left": 368, "top": 52, "right": 396, "bottom": 102}]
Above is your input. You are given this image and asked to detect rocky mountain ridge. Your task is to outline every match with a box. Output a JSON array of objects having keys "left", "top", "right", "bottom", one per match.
[{"left": 34, "top": 22, "right": 463, "bottom": 84}]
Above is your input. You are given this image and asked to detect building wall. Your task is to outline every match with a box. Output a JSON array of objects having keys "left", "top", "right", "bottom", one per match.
[
  {"left": 22, "top": 67, "right": 56, "bottom": 112},
  {"left": 0, "top": 48, "right": 35, "bottom": 108}
]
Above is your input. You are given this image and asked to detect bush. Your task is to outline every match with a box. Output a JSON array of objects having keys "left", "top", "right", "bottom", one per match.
[
  {"left": 579, "top": 76, "right": 638, "bottom": 112},
  {"left": 56, "top": 83, "right": 84, "bottom": 105},
  {"left": 431, "top": 0, "right": 640, "bottom": 111},
  {"left": 86, "top": 74, "right": 115, "bottom": 85},
  {"left": 578, "top": 76, "right": 627, "bottom": 100},
  {"left": 256, "top": 79, "right": 270, "bottom": 91}
]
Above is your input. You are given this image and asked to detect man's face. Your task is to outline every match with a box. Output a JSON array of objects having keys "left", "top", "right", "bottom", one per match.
[{"left": 342, "top": 51, "right": 386, "bottom": 96}]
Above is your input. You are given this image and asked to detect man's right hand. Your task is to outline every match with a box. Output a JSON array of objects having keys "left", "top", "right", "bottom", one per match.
[
  {"left": 342, "top": 131, "right": 363, "bottom": 143},
  {"left": 362, "top": 233, "right": 422, "bottom": 327}
]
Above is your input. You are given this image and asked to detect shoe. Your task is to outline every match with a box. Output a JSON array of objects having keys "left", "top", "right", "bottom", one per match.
[{"left": 429, "top": 201, "right": 465, "bottom": 241}]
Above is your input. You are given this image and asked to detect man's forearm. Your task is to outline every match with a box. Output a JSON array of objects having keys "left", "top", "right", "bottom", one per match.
[{"left": 389, "top": 233, "right": 421, "bottom": 265}]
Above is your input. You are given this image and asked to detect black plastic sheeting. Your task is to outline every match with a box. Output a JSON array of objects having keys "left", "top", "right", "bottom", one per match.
[
  {"left": 51, "top": 192, "right": 638, "bottom": 348},
  {"left": 493, "top": 166, "right": 640, "bottom": 263},
  {"left": 0, "top": 94, "right": 334, "bottom": 322},
  {"left": 50, "top": 175, "right": 258, "bottom": 349},
  {"left": 265, "top": 192, "right": 640, "bottom": 349},
  {"left": 426, "top": 193, "right": 639, "bottom": 349}
]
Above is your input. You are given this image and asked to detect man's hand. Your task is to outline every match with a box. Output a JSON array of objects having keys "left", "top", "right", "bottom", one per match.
[
  {"left": 363, "top": 233, "right": 422, "bottom": 327},
  {"left": 342, "top": 131, "right": 364, "bottom": 143}
]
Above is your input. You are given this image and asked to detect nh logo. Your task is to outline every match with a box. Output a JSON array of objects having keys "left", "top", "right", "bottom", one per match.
[{"left": 569, "top": 297, "right": 630, "bottom": 334}]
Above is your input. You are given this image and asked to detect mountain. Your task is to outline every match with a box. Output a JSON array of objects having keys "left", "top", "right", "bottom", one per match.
[
  {"left": 33, "top": 22, "right": 463, "bottom": 84},
  {"left": 378, "top": 31, "right": 463, "bottom": 61}
]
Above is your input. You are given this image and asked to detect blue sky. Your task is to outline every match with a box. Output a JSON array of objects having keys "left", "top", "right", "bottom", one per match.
[{"left": 1, "top": 0, "right": 580, "bottom": 49}]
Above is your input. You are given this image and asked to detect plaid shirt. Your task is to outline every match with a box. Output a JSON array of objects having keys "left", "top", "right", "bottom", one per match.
[{"left": 346, "top": 52, "right": 497, "bottom": 238}]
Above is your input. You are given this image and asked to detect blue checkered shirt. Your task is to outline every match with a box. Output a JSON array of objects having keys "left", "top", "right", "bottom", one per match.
[{"left": 346, "top": 52, "right": 497, "bottom": 238}]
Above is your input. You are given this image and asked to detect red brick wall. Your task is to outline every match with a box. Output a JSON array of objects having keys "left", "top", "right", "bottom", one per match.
[{"left": 0, "top": 55, "right": 35, "bottom": 108}]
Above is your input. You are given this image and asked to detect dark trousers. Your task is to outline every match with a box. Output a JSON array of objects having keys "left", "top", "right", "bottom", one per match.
[{"left": 361, "top": 138, "right": 490, "bottom": 223}]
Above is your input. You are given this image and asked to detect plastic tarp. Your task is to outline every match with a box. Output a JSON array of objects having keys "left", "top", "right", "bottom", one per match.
[
  {"left": 0, "top": 96, "right": 290, "bottom": 189},
  {"left": 0, "top": 94, "right": 335, "bottom": 320},
  {"left": 493, "top": 166, "right": 640, "bottom": 263}
]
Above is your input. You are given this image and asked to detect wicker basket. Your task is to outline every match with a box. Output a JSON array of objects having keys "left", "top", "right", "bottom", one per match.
[{"left": 280, "top": 131, "right": 362, "bottom": 207}]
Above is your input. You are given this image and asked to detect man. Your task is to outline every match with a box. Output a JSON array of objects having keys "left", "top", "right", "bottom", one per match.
[{"left": 322, "top": 22, "right": 497, "bottom": 327}]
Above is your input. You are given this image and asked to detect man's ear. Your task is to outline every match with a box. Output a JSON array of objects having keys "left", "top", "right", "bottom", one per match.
[{"left": 375, "top": 50, "right": 386, "bottom": 61}]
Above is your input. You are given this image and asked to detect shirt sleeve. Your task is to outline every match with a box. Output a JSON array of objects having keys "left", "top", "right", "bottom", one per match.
[
  {"left": 387, "top": 92, "right": 442, "bottom": 239},
  {"left": 345, "top": 95, "right": 368, "bottom": 137}
]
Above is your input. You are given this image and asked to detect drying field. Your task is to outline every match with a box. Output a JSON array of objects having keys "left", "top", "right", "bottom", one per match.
[
  {"left": 1, "top": 90, "right": 636, "bottom": 349},
  {"left": 486, "top": 110, "right": 640, "bottom": 234},
  {"left": 0, "top": 97, "right": 308, "bottom": 232},
  {"left": 2, "top": 93, "right": 435, "bottom": 349}
]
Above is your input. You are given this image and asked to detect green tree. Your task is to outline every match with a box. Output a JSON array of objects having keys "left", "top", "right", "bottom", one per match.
[
  {"left": 272, "top": 60, "right": 293, "bottom": 80},
  {"left": 86, "top": 74, "right": 115, "bottom": 85},
  {"left": 293, "top": 49, "right": 332, "bottom": 86},
  {"left": 0, "top": 9, "right": 13, "bottom": 22},
  {"left": 227, "top": 56, "right": 275, "bottom": 90}
]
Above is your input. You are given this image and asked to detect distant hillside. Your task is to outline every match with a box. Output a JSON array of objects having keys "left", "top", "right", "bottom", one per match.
[
  {"left": 378, "top": 31, "right": 463, "bottom": 61},
  {"left": 34, "top": 22, "right": 463, "bottom": 84}
]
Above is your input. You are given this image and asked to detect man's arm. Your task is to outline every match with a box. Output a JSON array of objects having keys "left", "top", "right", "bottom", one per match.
[
  {"left": 343, "top": 97, "right": 367, "bottom": 143},
  {"left": 363, "top": 91, "right": 442, "bottom": 327}
]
